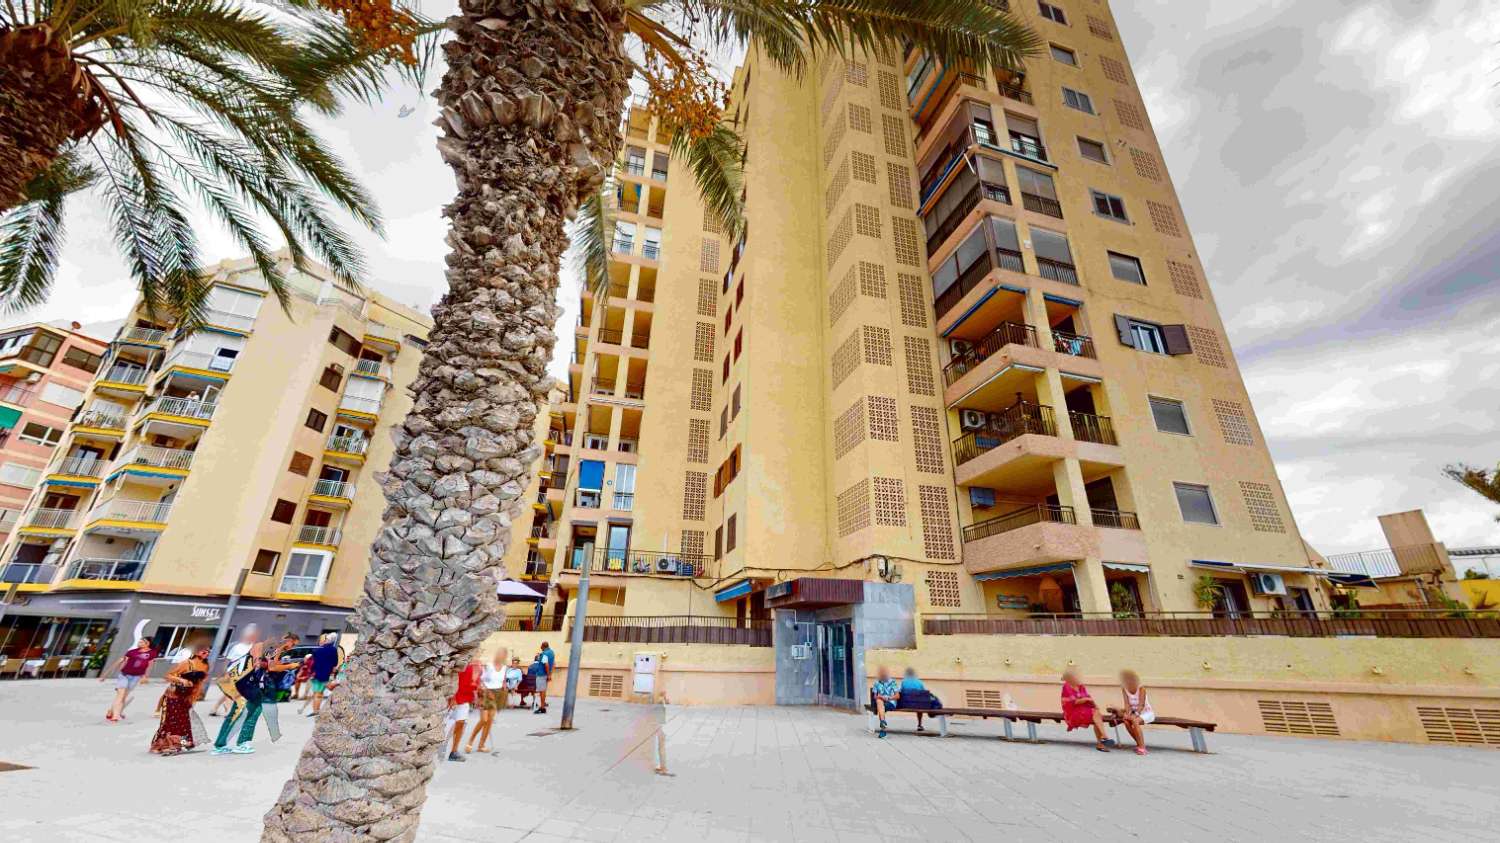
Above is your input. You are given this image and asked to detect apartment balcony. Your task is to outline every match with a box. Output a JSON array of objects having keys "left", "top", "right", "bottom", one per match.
[
  {"left": 119, "top": 326, "right": 169, "bottom": 346},
  {"left": 0, "top": 508, "right": 18, "bottom": 532},
  {"left": 325, "top": 433, "right": 369, "bottom": 464},
  {"left": 1069, "top": 411, "right": 1118, "bottom": 446},
  {"left": 952, "top": 400, "right": 1059, "bottom": 467},
  {"left": 117, "top": 444, "right": 195, "bottom": 472},
  {"left": 277, "top": 574, "right": 323, "bottom": 596},
  {"left": 932, "top": 226, "right": 1025, "bottom": 321},
  {"left": 0, "top": 382, "right": 36, "bottom": 408},
  {"left": 75, "top": 405, "right": 128, "bottom": 433},
  {"left": 143, "top": 396, "right": 217, "bottom": 423},
  {"left": 363, "top": 322, "right": 402, "bottom": 349},
  {"left": 1009, "top": 133, "right": 1050, "bottom": 166},
  {"left": 86, "top": 498, "right": 172, "bottom": 530},
  {"left": 943, "top": 323, "right": 1103, "bottom": 405},
  {"left": 622, "top": 159, "right": 645, "bottom": 177},
  {"left": 97, "top": 365, "right": 149, "bottom": 393},
  {"left": 311, "top": 479, "right": 355, "bottom": 505},
  {"left": 50, "top": 455, "right": 107, "bottom": 480},
  {"left": 160, "top": 348, "right": 233, "bottom": 376},
  {"left": 19, "top": 507, "right": 79, "bottom": 535},
  {"left": 296, "top": 525, "right": 342, "bottom": 547},
  {"left": 1091, "top": 508, "right": 1142, "bottom": 530},
  {"left": 1, "top": 562, "right": 59, "bottom": 585},
  {"left": 337, "top": 394, "right": 383, "bottom": 419},
  {"left": 641, "top": 242, "right": 660, "bottom": 261},
  {"left": 962, "top": 505, "right": 1148, "bottom": 576},
  {"left": 204, "top": 308, "right": 257, "bottom": 333},
  {"left": 562, "top": 546, "right": 708, "bottom": 578},
  {"left": 353, "top": 359, "right": 393, "bottom": 380},
  {"left": 954, "top": 404, "right": 1124, "bottom": 491},
  {"left": 60, "top": 556, "right": 148, "bottom": 585},
  {"left": 522, "top": 558, "right": 550, "bottom": 580}
]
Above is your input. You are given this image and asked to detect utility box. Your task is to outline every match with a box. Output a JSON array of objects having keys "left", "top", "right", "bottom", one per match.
[{"left": 633, "top": 652, "right": 661, "bottom": 698}]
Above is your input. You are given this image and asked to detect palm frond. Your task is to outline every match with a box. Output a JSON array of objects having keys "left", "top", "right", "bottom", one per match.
[
  {"left": 0, "top": 152, "right": 98, "bottom": 312},
  {"left": 670, "top": 122, "right": 744, "bottom": 239},
  {"left": 1445, "top": 463, "right": 1500, "bottom": 519},
  {"left": 569, "top": 182, "right": 615, "bottom": 300}
]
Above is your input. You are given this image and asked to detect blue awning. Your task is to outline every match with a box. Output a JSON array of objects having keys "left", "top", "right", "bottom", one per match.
[
  {"left": 974, "top": 562, "right": 1074, "bottom": 581},
  {"left": 715, "top": 579, "right": 755, "bottom": 603},
  {"left": 1043, "top": 293, "right": 1083, "bottom": 307},
  {"left": 940, "top": 284, "right": 1027, "bottom": 338},
  {"left": 1190, "top": 559, "right": 1236, "bottom": 570},
  {"left": 578, "top": 459, "right": 604, "bottom": 490}
]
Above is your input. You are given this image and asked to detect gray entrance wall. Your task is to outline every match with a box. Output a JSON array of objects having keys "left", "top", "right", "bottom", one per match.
[{"left": 772, "top": 581, "right": 916, "bottom": 708}]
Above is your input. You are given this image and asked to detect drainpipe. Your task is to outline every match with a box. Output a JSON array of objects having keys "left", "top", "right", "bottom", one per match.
[{"left": 208, "top": 568, "right": 249, "bottom": 671}]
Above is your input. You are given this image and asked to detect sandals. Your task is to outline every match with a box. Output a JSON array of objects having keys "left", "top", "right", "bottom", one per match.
[{"left": 1095, "top": 743, "right": 1110, "bottom": 752}]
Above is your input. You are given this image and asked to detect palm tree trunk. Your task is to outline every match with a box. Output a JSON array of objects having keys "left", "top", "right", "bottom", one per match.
[
  {"left": 0, "top": 27, "right": 103, "bottom": 212},
  {"left": 261, "top": 1, "right": 630, "bottom": 840}
]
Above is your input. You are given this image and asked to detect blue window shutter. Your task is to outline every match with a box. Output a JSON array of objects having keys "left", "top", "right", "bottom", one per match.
[{"left": 578, "top": 459, "right": 605, "bottom": 490}]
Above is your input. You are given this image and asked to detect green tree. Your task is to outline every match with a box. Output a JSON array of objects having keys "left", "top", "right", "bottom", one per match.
[
  {"left": 1445, "top": 463, "right": 1500, "bottom": 521},
  {"left": 262, "top": 1, "right": 1038, "bottom": 839},
  {"left": 0, "top": 0, "right": 427, "bottom": 321}
]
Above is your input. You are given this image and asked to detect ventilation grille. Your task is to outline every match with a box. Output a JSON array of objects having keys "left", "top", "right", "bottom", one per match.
[
  {"left": 1115, "top": 99, "right": 1146, "bottom": 132},
  {"left": 881, "top": 114, "right": 906, "bottom": 157},
  {"left": 1259, "top": 700, "right": 1339, "bottom": 737},
  {"left": 966, "top": 688, "right": 1004, "bottom": 708},
  {"left": 588, "top": 673, "right": 624, "bottom": 699},
  {"left": 927, "top": 570, "right": 961, "bottom": 607},
  {"left": 848, "top": 104, "right": 872, "bottom": 134},
  {"left": 1417, "top": 706, "right": 1500, "bottom": 746}
]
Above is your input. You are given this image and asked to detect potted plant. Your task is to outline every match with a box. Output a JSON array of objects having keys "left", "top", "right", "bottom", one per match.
[
  {"left": 1192, "top": 575, "right": 1221, "bottom": 612},
  {"left": 1109, "top": 582, "right": 1141, "bottom": 619}
]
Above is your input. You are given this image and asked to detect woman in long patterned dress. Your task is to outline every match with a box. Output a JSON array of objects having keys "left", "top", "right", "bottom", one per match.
[{"left": 149, "top": 639, "right": 211, "bottom": 756}]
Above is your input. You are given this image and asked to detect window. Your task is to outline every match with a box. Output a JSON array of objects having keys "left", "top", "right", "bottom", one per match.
[
  {"left": 319, "top": 365, "right": 343, "bottom": 392},
  {"left": 40, "top": 382, "right": 84, "bottom": 409},
  {"left": 714, "top": 526, "right": 722, "bottom": 559},
  {"left": 0, "top": 462, "right": 41, "bottom": 488},
  {"left": 1091, "top": 190, "right": 1128, "bottom": 221},
  {"left": 1077, "top": 137, "right": 1108, "bottom": 163},
  {"left": 1174, "top": 483, "right": 1220, "bottom": 525},
  {"left": 252, "top": 549, "right": 280, "bottom": 575},
  {"left": 1108, "top": 251, "right": 1146, "bottom": 284},
  {"left": 61, "top": 347, "right": 102, "bottom": 374},
  {"left": 1038, "top": 1, "right": 1067, "bottom": 24},
  {"left": 305, "top": 409, "right": 328, "bottom": 432},
  {"left": 270, "top": 499, "right": 297, "bottom": 524},
  {"left": 732, "top": 385, "right": 741, "bottom": 419},
  {"left": 1050, "top": 44, "right": 1077, "bottom": 65},
  {"left": 1062, "top": 87, "right": 1095, "bottom": 114},
  {"left": 1149, "top": 397, "right": 1191, "bottom": 435},
  {"left": 719, "top": 406, "right": 728, "bottom": 438},
  {"left": 288, "top": 451, "right": 314, "bottom": 476},
  {"left": 328, "top": 327, "right": 361, "bottom": 357},
  {"left": 1115, "top": 315, "right": 1191, "bottom": 355},
  {"left": 1126, "top": 320, "right": 1164, "bottom": 353},
  {"left": 726, "top": 514, "right": 737, "bottom": 553},
  {"left": 18, "top": 423, "right": 60, "bottom": 447},
  {"left": 283, "top": 550, "right": 329, "bottom": 591}
]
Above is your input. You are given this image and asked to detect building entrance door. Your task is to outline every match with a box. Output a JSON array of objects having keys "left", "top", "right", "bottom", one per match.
[{"left": 816, "top": 621, "right": 854, "bottom": 704}]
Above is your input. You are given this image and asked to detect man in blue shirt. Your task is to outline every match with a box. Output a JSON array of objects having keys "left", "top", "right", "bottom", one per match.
[
  {"left": 534, "top": 642, "right": 556, "bottom": 714},
  {"left": 308, "top": 633, "right": 341, "bottom": 716},
  {"left": 871, "top": 665, "right": 900, "bottom": 738}
]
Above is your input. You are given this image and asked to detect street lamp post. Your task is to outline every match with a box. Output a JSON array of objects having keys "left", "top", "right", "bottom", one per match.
[{"left": 558, "top": 553, "right": 592, "bottom": 730}]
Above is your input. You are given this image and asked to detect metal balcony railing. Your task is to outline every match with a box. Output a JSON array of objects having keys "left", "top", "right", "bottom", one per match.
[
  {"left": 162, "top": 348, "right": 233, "bottom": 373},
  {"left": 1090, "top": 508, "right": 1141, "bottom": 530},
  {"left": 1, "top": 562, "right": 59, "bottom": 584},
  {"left": 77, "top": 406, "right": 127, "bottom": 429},
  {"left": 1035, "top": 256, "right": 1079, "bottom": 284},
  {"left": 55, "top": 455, "right": 106, "bottom": 477},
  {"left": 92, "top": 498, "right": 173, "bottom": 524},
  {"left": 119, "top": 445, "right": 195, "bottom": 471},
  {"left": 1051, "top": 330, "right": 1096, "bottom": 359},
  {"left": 1020, "top": 191, "right": 1064, "bottom": 219},
  {"left": 65, "top": 557, "right": 148, "bottom": 582},
  {"left": 596, "top": 328, "right": 624, "bottom": 345},
  {"left": 326, "top": 434, "right": 368, "bottom": 455},
  {"left": 963, "top": 504, "right": 1076, "bottom": 542},
  {"left": 613, "top": 492, "right": 635, "bottom": 511},
  {"left": 25, "top": 508, "right": 79, "bottom": 529},
  {"left": 1070, "top": 411, "right": 1118, "bottom": 446},
  {"left": 339, "top": 395, "right": 382, "bottom": 415},
  {"left": 297, "top": 525, "right": 342, "bottom": 545},
  {"left": 951, "top": 401, "right": 1057, "bottom": 465},
  {"left": 579, "top": 615, "right": 770, "bottom": 646},
  {"left": 612, "top": 236, "right": 634, "bottom": 254},
  {"left": 353, "top": 359, "right": 391, "bottom": 379},
  {"left": 121, "top": 326, "right": 168, "bottom": 344},
  {"left": 942, "top": 322, "right": 1037, "bottom": 386},
  {"left": 148, "top": 396, "right": 217, "bottom": 420},
  {"left": 995, "top": 81, "right": 1033, "bottom": 105},
  {"left": 312, "top": 479, "right": 354, "bottom": 499},
  {"left": 922, "top": 610, "right": 1500, "bottom": 639},
  {"left": 642, "top": 242, "right": 660, "bottom": 260},
  {"left": 100, "top": 366, "right": 149, "bottom": 386},
  {"left": 1010, "top": 133, "right": 1049, "bottom": 162},
  {"left": 278, "top": 574, "right": 322, "bottom": 595}
]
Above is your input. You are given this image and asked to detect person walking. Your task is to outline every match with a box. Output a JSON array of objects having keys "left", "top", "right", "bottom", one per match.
[
  {"left": 149, "top": 640, "right": 212, "bottom": 756},
  {"left": 447, "top": 656, "right": 482, "bottom": 762},
  {"left": 465, "top": 652, "right": 507, "bottom": 754},
  {"left": 307, "top": 633, "right": 341, "bottom": 716},
  {"left": 291, "top": 655, "right": 313, "bottom": 703},
  {"left": 212, "top": 638, "right": 298, "bottom": 755},
  {"left": 535, "top": 641, "right": 556, "bottom": 714},
  {"left": 101, "top": 637, "right": 158, "bottom": 722},
  {"left": 209, "top": 625, "right": 259, "bottom": 717}
]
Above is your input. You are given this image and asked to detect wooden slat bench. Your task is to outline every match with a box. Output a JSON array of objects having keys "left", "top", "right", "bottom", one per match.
[
  {"left": 864, "top": 704, "right": 1064, "bottom": 741},
  {"left": 1106, "top": 707, "right": 1217, "bottom": 753}
]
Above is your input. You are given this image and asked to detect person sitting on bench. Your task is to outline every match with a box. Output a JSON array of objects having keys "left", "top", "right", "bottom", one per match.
[
  {"left": 1118, "top": 669, "right": 1153, "bottom": 756},
  {"left": 871, "top": 666, "right": 900, "bottom": 738},
  {"left": 1061, "top": 668, "right": 1116, "bottom": 753},
  {"left": 899, "top": 668, "right": 933, "bottom": 733}
]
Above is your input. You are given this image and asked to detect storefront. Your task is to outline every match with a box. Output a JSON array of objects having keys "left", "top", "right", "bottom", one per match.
[{"left": 767, "top": 578, "right": 915, "bottom": 710}]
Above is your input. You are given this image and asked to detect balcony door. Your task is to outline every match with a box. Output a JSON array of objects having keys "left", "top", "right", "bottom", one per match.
[
  {"left": 604, "top": 524, "right": 630, "bottom": 572},
  {"left": 817, "top": 621, "right": 854, "bottom": 705}
]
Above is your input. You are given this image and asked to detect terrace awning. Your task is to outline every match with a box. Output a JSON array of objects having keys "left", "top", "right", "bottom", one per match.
[
  {"left": 0, "top": 405, "right": 20, "bottom": 430},
  {"left": 973, "top": 562, "right": 1073, "bottom": 581},
  {"left": 1102, "top": 561, "right": 1149, "bottom": 573},
  {"left": 495, "top": 579, "right": 545, "bottom": 602}
]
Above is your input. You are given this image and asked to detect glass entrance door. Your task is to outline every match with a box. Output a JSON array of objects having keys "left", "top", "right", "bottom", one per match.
[{"left": 817, "top": 621, "right": 854, "bottom": 703}]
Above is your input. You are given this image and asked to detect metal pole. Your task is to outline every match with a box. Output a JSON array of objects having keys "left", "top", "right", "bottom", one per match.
[
  {"left": 559, "top": 558, "right": 591, "bottom": 730},
  {"left": 0, "top": 583, "right": 18, "bottom": 625},
  {"left": 208, "top": 569, "right": 249, "bottom": 672}
]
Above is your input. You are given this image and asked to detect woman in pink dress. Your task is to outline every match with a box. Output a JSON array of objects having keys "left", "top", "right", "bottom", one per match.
[{"left": 1060, "top": 668, "right": 1115, "bottom": 752}]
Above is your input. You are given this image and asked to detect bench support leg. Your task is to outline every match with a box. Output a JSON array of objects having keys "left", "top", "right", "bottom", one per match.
[
  {"left": 1002, "top": 719, "right": 1014, "bottom": 741},
  {"left": 1026, "top": 721, "right": 1038, "bottom": 743},
  {"left": 937, "top": 715, "right": 949, "bottom": 738},
  {"left": 867, "top": 712, "right": 877, "bottom": 734},
  {"left": 1189, "top": 727, "right": 1207, "bottom": 754}
]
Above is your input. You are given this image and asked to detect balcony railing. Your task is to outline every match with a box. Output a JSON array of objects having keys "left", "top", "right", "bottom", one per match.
[
  {"left": 0, "top": 383, "right": 36, "bottom": 406},
  {"left": 91, "top": 498, "right": 172, "bottom": 524},
  {"left": 1090, "top": 508, "right": 1140, "bottom": 530},
  {"left": 1020, "top": 191, "right": 1064, "bottom": 219},
  {"left": 1070, "top": 411, "right": 1118, "bottom": 446},
  {"left": 922, "top": 610, "right": 1500, "bottom": 640},
  {"left": 100, "top": 366, "right": 149, "bottom": 386},
  {"left": 364, "top": 322, "right": 400, "bottom": 343},
  {"left": 353, "top": 359, "right": 391, "bottom": 379},
  {"left": 326, "top": 434, "right": 369, "bottom": 455},
  {"left": 121, "top": 326, "right": 168, "bottom": 344},
  {"left": 596, "top": 328, "right": 624, "bottom": 345},
  {"left": 523, "top": 559, "right": 550, "bottom": 579},
  {"left": 612, "top": 236, "right": 634, "bottom": 254},
  {"left": 162, "top": 348, "right": 233, "bottom": 373},
  {"left": 1, "top": 562, "right": 59, "bottom": 584},
  {"left": 932, "top": 220, "right": 1026, "bottom": 318},
  {"left": 563, "top": 547, "right": 709, "bottom": 578},
  {"left": 54, "top": 455, "right": 106, "bottom": 477},
  {"left": 995, "top": 81, "right": 1033, "bottom": 105},
  {"left": 119, "top": 445, "right": 195, "bottom": 471},
  {"left": 204, "top": 308, "right": 256, "bottom": 332},
  {"left": 1010, "top": 133, "right": 1048, "bottom": 162},
  {"left": 76, "top": 405, "right": 127, "bottom": 430},
  {"left": 613, "top": 491, "right": 635, "bottom": 510},
  {"left": 623, "top": 159, "right": 645, "bottom": 176},
  {"left": 642, "top": 242, "right": 660, "bottom": 260},
  {"left": 1051, "top": 330, "right": 1096, "bottom": 359},
  {"left": 1035, "top": 256, "right": 1078, "bottom": 284},
  {"left": 574, "top": 490, "right": 601, "bottom": 509},
  {"left": 25, "top": 508, "right": 78, "bottom": 530},
  {"left": 312, "top": 479, "right": 354, "bottom": 500},
  {"left": 963, "top": 504, "right": 1076, "bottom": 542},
  {"left": 943, "top": 321, "right": 1037, "bottom": 386},
  {"left": 1326, "top": 543, "right": 1449, "bottom": 578},
  {"left": 579, "top": 615, "right": 771, "bottom": 647},
  {"left": 147, "top": 396, "right": 217, "bottom": 420},
  {"left": 630, "top": 332, "right": 651, "bottom": 350},
  {"left": 591, "top": 377, "right": 615, "bottom": 395},
  {"left": 65, "top": 557, "right": 148, "bottom": 582},
  {"left": 952, "top": 401, "right": 1057, "bottom": 465},
  {"left": 278, "top": 575, "right": 322, "bottom": 595},
  {"left": 297, "top": 525, "right": 342, "bottom": 545},
  {"left": 339, "top": 395, "right": 382, "bottom": 415}
]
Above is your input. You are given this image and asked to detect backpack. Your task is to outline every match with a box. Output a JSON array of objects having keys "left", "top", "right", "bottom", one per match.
[{"left": 214, "top": 653, "right": 255, "bottom": 702}]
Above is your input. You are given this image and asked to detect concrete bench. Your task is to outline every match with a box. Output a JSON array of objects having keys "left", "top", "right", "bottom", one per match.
[{"left": 1107, "top": 707, "right": 1216, "bottom": 753}]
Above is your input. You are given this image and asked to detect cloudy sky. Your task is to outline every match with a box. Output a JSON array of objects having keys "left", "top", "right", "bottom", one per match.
[{"left": 20, "top": 0, "right": 1500, "bottom": 553}]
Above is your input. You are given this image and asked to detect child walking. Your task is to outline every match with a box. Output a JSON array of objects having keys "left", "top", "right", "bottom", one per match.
[
  {"left": 1060, "top": 668, "right": 1115, "bottom": 752},
  {"left": 1118, "top": 669, "right": 1154, "bottom": 755}
]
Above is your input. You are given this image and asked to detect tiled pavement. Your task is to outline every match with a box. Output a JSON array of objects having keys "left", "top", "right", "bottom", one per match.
[{"left": 0, "top": 679, "right": 1494, "bottom": 841}]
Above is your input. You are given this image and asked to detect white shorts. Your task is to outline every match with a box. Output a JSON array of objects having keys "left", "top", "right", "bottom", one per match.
[{"left": 449, "top": 703, "right": 471, "bottom": 722}]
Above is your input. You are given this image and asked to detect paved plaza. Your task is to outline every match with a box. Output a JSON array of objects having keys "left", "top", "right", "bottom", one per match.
[{"left": 0, "top": 679, "right": 1494, "bottom": 841}]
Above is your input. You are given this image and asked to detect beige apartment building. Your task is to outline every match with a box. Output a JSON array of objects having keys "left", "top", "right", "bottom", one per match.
[
  {"left": 526, "top": 3, "right": 1337, "bottom": 705},
  {"left": 0, "top": 256, "right": 436, "bottom": 665}
]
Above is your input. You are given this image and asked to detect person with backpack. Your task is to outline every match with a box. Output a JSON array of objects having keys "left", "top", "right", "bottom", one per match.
[
  {"left": 527, "top": 650, "right": 550, "bottom": 714},
  {"left": 212, "top": 637, "right": 299, "bottom": 755},
  {"left": 209, "top": 625, "right": 260, "bottom": 717}
]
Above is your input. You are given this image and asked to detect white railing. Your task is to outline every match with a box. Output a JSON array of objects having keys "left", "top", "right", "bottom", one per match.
[
  {"left": 76, "top": 406, "right": 127, "bottom": 429},
  {"left": 204, "top": 308, "right": 257, "bottom": 332},
  {"left": 121, "top": 327, "right": 168, "bottom": 344},
  {"left": 612, "top": 236, "right": 635, "bottom": 254},
  {"left": 312, "top": 479, "right": 354, "bottom": 499},
  {"left": 1, "top": 561, "right": 58, "bottom": 584},
  {"left": 147, "top": 396, "right": 217, "bottom": 420},
  {"left": 353, "top": 359, "right": 391, "bottom": 379},
  {"left": 55, "top": 455, "right": 106, "bottom": 477},
  {"left": 1325, "top": 549, "right": 1403, "bottom": 579},
  {"left": 25, "top": 508, "right": 78, "bottom": 529},
  {"left": 100, "top": 366, "right": 148, "bottom": 386},
  {"left": 278, "top": 575, "right": 323, "bottom": 595},
  {"left": 642, "top": 242, "right": 660, "bottom": 260},
  {"left": 297, "top": 525, "right": 342, "bottom": 545},
  {"left": 0, "top": 508, "right": 20, "bottom": 529},
  {"left": 326, "top": 434, "right": 368, "bottom": 455},
  {"left": 364, "top": 322, "right": 400, "bottom": 342},
  {"left": 339, "top": 395, "right": 382, "bottom": 415},
  {"left": 91, "top": 498, "right": 173, "bottom": 524},
  {"left": 65, "top": 557, "right": 148, "bottom": 582},
  {"left": 119, "top": 445, "right": 195, "bottom": 471},
  {"left": 163, "top": 348, "right": 234, "bottom": 373}
]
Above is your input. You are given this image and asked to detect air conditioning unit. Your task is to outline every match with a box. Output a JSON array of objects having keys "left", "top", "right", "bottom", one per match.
[
  {"left": 1250, "top": 572, "right": 1287, "bottom": 596},
  {"left": 960, "top": 409, "right": 987, "bottom": 431},
  {"left": 654, "top": 557, "right": 677, "bottom": 574},
  {"left": 949, "top": 339, "right": 974, "bottom": 358}
]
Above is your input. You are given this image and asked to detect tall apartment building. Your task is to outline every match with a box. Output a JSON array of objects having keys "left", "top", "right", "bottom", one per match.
[
  {"left": 0, "top": 323, "right": 108, "bottom": 539},
  {"left": 0, "top": 255, "right": 435, "bottom": 665},
  {"left": 543, "top": 0, "right": 1327, "bottom": 663}
]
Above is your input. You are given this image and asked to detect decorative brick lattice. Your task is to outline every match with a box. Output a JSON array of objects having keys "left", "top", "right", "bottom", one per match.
[
  {"left": 821, "top": 73, "right": 843, "bottom": 125},
  {"left": 1147, "top": 200, "right": 1182, "bottom": 236},
  {"left": 827, "top": 207, "right": 853, "bottom": 269},
  {"left": 919, "top": 485, "right": 956, "bottom": 559},
  {"left": 828, "top": 263, "right": 858, "bottom": 326},
  {"left": 926, "top": 570, "right": 961, "bottom": 607},
  {"left": 834, "top": 397, "right": 866, "bottom": 459},
  {"left": 1213, "top": 399, "right": 1255, "bottom": 445},
  {"left": 873, "top": 477, "right": 907, "bottom": 526},
  {"left": 887, "top": 162, "right": 914, "bottom": 208},
  {"left": 1167, "top": 260, "right": 1204, "bottom": 299},
  {"left": 823, "top": 112, "right": 847, "bottom": 166},
  {"left": 690, "top": 369, "right": 713, "bottom": 411},
  {"left": 683, "top": 471, "right": 707, "bottom": 520},
  {"left": 1240, "top": 481, "right": 1285, "bottom": 533},
  {"left": 1129, "top": 148, "right": 1163, "bottom": 181},
  {"left": 1115, "top": 99, "right": 1147, "bottom": 131},
  {"left": 700, "top": 239, "right": 720, "bottom": 273},
  {"left": 703, "top": 209, "right": 722, "bottom": 234},
  {"left": 854, "top": 203, "right": 881, "bottom": 238},
  {"left": 878, "top": 70, "right": 902, "bottom": 110},
  {"left": 819, "top": 53, "right": 840, "bottom": 85},
  {"left": 851, "top": 151, "right": 877, "bottom": 184},
  {"left": 857, "top": 262, "right": 887, "bottom": 297},
  {"left": 697, "top": 278, "right": 717, "bottom": 316},
  {"left": 892, "top": 217, "right": 922, "bottom": 266},
  {"left": 825, "top": 157, "right": 850, "bottom": 216},
  {"left": 910, "top": 406, "right": 945, "bottom": 473},
  {"left": 862, "top": 326, "right": 893, "bottom": 366},
  {"left": 1100, "top": 56, "right": 1128, "bottom": 84},
  {"left": 1087, "top": 14, "right": 1114, "bottom": 40},
  {"left": 1188, "top": 326, "right": 1228, "bottom": 368},
  {"left": 687, "top": 419, "right": 710, "bottom": 463},
  {"left": 845, "top": 60, "right": 868, "bottom": 87},
  {"left": 680, "top": 530, "right": 704, "bottom": 558},
  {"left": 838, "top": 479, "right": 871, "bottom": 536},
  {"left": 831, "top": 331, "right": 861, "bottom": 389},
  {"left": 882, "top": 114, "right": 907, "bottom": 156},
  {"left": 903, "top": 336, "right": 936, "bottom": 396},
  {"left": 898, "top": 274, "right": 928, "bottom": 327},
  {"left": 849, "top": 103, "right": 872, "bottom": 133},
  {"left": 867, "top": 395, "right": 899, "bottom": 441},
  {"left": 693, "top": 321, "right": 715, "bottom": 362}
]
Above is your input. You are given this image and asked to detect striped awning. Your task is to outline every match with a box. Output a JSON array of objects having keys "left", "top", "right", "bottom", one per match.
[
  {"left": 1102, "top": 561, "right": 1149, "bottom": 573},
  {"left": 973, "top": 562, "right": 1074, "bottom": 581},
  {"left": 715, "top": 579, "right": 755, "bottom": 603}
]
